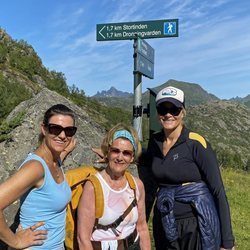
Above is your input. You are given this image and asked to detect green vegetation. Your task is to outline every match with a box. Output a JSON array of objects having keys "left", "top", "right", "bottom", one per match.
[
  {"left": 83, "top": 97, "right": 132, "bottom": 130},
  {"left": 220, "top": 168, "right": 250, "bottom": 249},
  {"left": 148, "top": 169, "right": 250, "bottom": 249},
  {"left": 0, "top": 111, "right": 25, "bottom": 142},
  {"left": 46, "top": 71, "right": 70, "bottom": 97},
  {"left": 0, "top": 73, "right": 32, "bottom": 122},
  {"left": 184, "top": 104, "right": 250, "bottom": 172},
  {"left": 0, "top": 28, "right": 132, "bottom": 134},
  {"left": 0, "top": 43, "right": 8, "bottom": 63},
  {"left": 8, "top": 40, "right": 43, "bottom": 80}
]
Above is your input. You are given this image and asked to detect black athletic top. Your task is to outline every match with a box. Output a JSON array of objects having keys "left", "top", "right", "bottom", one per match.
[{"left": 139, "top": 127, "right": 235, "bottom": 248}]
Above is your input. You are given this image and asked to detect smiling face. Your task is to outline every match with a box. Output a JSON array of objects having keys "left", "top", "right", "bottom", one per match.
[
  {"left": 42, "top": 114, "right": 75, "bottom": 154},
  {"left": 157, "top": 102, "right": 184, "bottom": 132},
  {"left": 107, "top": 138, "right": 134, "bottom": 176}
]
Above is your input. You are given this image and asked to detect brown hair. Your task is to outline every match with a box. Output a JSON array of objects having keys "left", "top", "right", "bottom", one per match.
[{"left": 39, "top": 104, "right": 76, "bottom": 143}]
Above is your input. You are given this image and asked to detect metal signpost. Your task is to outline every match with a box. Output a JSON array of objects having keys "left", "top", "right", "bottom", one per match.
[
  {"left": 135, "top": 37, "right": 154, "bottom": 79},
  {"left": 96, "top": 19, "right": 179, "bottom": 140},
  {"left": 133, "top": 37, "right": 154, "bottom": 140},
  {"left": 136, "top": 54, "right": 154, "bottom": 79}
]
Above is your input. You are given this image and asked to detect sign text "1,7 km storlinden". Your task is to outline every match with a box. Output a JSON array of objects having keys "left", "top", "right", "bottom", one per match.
[{"left": 96, "top": 19, "right": 179, "bottom": 41}]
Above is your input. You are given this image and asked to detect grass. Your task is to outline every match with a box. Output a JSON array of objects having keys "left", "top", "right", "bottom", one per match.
[
  {"left": 222, "top": 168, "right": 250, "bottom": 250},
  {"left": 148, "top": 168, "right": 250, "bottom": 249}
]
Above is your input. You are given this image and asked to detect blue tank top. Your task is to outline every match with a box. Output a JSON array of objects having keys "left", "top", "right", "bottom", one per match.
[{"left": 19, "top": 153, "right": 71, "bottom": 250}]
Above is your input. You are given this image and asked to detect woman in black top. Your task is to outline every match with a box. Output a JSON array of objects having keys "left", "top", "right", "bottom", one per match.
[{"left": 139, "top": 86, "right": 235, "bottom": 250}]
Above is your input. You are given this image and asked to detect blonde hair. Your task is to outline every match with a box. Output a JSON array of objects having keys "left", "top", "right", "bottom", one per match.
[
  {"left": 101, "top": 123, "right": 142, "bottom": 163},
  {"left": 182, "top": 108, "right": 186, "bottom": 117}
]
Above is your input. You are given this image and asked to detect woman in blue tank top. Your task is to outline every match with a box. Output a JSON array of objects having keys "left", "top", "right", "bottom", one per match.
[{"left": 0, "top": 104, "right": 77, "bottom": 249}]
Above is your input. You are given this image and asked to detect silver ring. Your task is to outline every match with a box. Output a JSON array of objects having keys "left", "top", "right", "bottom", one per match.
[{"left": 30, "top": 226, "right": 34, "bottom": 231}]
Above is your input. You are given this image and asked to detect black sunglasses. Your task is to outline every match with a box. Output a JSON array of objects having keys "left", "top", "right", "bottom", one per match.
[
  {"left": 47, "top": 123, "right": 77, "bottom": 137},
  {"left": 157, "top": 106, "right": 182, "bottom": 116}
]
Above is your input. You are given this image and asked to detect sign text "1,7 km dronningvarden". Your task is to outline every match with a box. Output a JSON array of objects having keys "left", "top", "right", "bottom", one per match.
[{"left": 96, "top": 19, "right": 178, "bottom": 41}]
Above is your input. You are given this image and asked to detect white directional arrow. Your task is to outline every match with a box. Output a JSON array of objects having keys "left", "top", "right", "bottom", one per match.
[{"left": 98, "top": 26, "right": 106, "bottom": 39}]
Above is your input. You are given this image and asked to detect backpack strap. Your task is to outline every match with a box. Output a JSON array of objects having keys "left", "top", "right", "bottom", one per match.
[
  {"left": 87, "top": 175, "right": 104, "bottom": 218},
  {"left": 124, "top": 170, "right": 137, "bottom": 207},
  {"left": 124, "top": 171, "right": 137, "bottom": 206},
  {"left": 125, "top": 171, "right": 136, "bottom": 190}
]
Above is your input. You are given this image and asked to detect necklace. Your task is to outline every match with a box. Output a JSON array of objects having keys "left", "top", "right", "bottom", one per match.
[
  {"left": 54, "top": 166, "right": 61, "bottom": 178},
  {"left": 42, "top": 157, "right": 61, "bottom": 180}
]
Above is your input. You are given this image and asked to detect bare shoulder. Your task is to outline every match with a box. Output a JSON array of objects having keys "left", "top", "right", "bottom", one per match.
[
  {"left": 82, "top": 179, "right": 95, "bottom": 194},
  {"left": 12, "top": 159, "right": 45, "bottom": 187},
  {"left": 0, "top": 159, "right": 45, "bottom": 207},
  {"left": 19, "top": 159, "right": 44, "bottom": 176},
  {"left": 79, "top": 180, "right": 95, "bottom": 206},
  {"left": 132, "top": 176, "right": 145, "bottom": 203}
]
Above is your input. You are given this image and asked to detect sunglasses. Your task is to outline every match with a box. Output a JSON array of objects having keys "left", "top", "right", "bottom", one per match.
[
  {"left": 157, "top": 106, "right": 182, "bottom": 116},
  {"left": 47, "top": 123, "right": 77, "bottom": 137},
  {"left": 109, "top": 147, "right": 134, "bottom": 158}
]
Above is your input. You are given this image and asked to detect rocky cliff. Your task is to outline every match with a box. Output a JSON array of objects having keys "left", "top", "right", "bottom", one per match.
[{"left": 0, "top": 88, "right": 106, "bottom": 176}]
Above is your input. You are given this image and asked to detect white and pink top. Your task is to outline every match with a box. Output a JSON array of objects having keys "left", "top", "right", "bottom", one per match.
[{"left": 91, "top": 172, "right": 139, "bottom": 241}]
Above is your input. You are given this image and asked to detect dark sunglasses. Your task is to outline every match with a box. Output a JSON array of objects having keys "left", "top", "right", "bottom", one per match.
[
  {"left": 47, "top": 123, "right": 77, "bottom": 137},
  {"left": 157, "top": 106, "right": 182, "bottom": 116},
  {"left": 109, "top": 147, "right": 134, "bottom": 158}
]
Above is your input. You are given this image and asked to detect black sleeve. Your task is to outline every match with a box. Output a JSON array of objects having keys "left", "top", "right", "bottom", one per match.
[
  {"left": 138, "top": 138, "right": 158, "bottom": 221},
  {"left": 191, "top": 139, "right": 235, "bottom": 248}
]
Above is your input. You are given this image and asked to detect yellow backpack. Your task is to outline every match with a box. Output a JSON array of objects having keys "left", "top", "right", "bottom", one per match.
[{"left": 64, "top": 166, "right": 136, "bottom": 250}]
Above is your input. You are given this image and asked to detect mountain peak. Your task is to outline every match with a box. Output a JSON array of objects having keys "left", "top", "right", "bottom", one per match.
[{"left": 93, "top": 86, "right": 132, "bottom": 97}]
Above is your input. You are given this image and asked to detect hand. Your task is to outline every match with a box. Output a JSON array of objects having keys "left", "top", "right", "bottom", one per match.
[
  {"left": 91, "top": 148, "right": 106, "bottom": 163},
  {"left": 220, "top": 247, "right": 236, "bottom": 250},
  {"left": 13, "top": 221, "right": 47, "bottom": 249},
  {"left": 64, "top": 137, "right": 77, "bottom": 154},
  {"left": 61, "top": 138, "right": 77, "bottom": 161}
]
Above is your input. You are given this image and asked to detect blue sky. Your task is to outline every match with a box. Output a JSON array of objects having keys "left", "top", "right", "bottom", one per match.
[{"left": 1, "top": 0, "right": 250, "bottom": 99}]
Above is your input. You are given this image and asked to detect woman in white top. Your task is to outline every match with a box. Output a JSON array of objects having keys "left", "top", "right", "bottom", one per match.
[{"left": 77, "top": 123, "right": 151, "bottom": 250}]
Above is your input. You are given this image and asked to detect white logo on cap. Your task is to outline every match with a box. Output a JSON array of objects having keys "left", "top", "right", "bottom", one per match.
[{"left": 161, "top": 88, "right": 177, "bottom": 97}]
